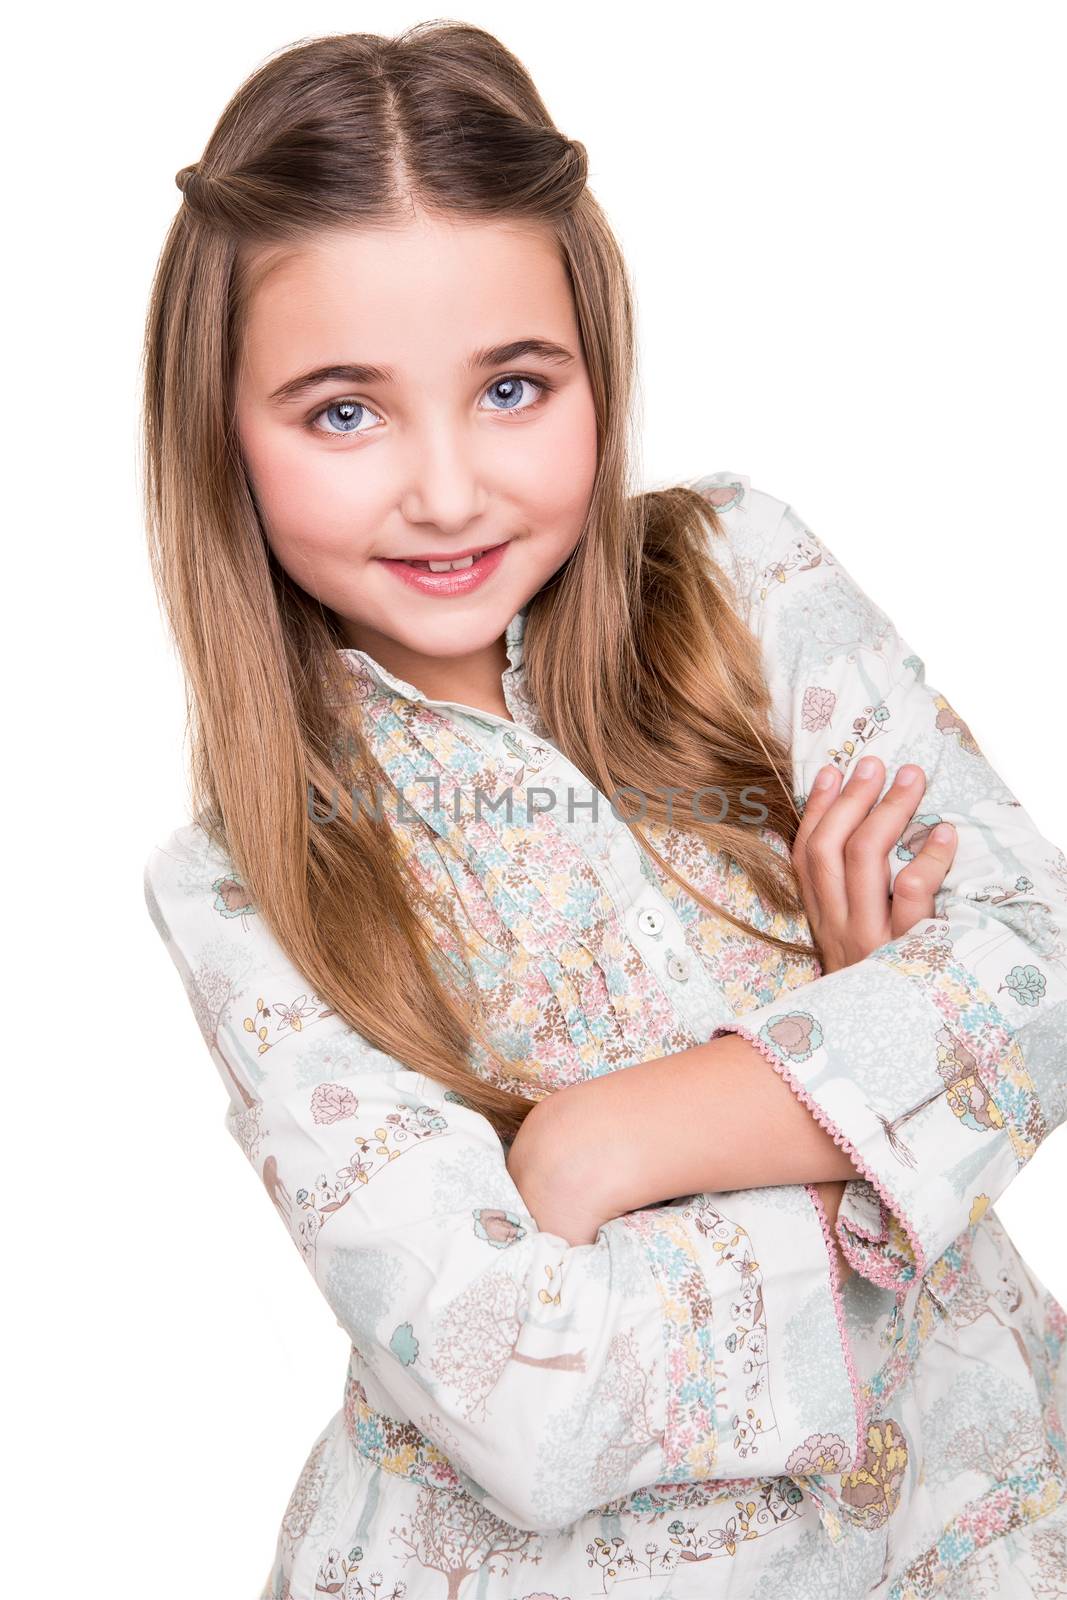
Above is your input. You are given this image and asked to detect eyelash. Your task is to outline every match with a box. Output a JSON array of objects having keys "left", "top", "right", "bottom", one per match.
[{"left": 305, "top": 372, "right": 558, "bottom": 441}]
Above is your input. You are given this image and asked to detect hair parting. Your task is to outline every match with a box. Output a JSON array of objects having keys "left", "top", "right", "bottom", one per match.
[{"left": 142, "top": 22, "right": 812, "bottom": 1142}]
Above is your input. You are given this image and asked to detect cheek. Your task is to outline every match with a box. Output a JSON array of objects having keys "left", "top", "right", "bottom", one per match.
[
  {"left": 521, "top": 387, "right": 599, "bottom": 527},
  {"left": 241, "top": 420, "right": 374, "bottom": 568},
  {"left": 560, "top": 398, "right": 599, "bottom": 509}
]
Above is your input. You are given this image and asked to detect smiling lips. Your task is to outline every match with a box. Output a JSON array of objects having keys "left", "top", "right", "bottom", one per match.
[
  {"left": 388, "top": 538, "right": 506, "bottom": 567},
  {"left": 377, "top": 541, "right": 510, "bottom": 594},
  {"left": 407, "top": 551, "right": 486, "bottom": 572}
]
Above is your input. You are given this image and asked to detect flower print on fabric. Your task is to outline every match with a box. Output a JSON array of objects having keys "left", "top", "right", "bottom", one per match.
[
  {"left": 147, "top": 469, "right": 1067, "bottom": 1599},
  {"left": 704, "top": 492, "right": 1067, "bottom": 1303}
]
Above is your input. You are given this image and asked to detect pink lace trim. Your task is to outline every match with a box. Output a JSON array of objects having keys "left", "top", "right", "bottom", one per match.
[
  {"left": 837, "top": 1194, "right": 888, "bottom": 1243},
  {"left": 710, "top": 1021, "right": 928, "bottom": 1283},
  {"left": 837, "top": 1224, "right": 916, "bottom": 1293},
  {"left": 805, "top": 1180, "right": 868, "bottom": 1473}
]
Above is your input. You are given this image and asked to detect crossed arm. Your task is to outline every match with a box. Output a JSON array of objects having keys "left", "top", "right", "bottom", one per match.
[
  {"left": 506, "top": 751, "right": 960, "bottom": 1261},
  {"left": 506, "top": 1027, "right": 862, "bottom": 1251},
  {"left": 509, "top": 489, "right": 1063, "bottom": 1297}
]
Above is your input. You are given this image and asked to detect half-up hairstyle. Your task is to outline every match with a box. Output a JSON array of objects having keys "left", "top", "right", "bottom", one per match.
[{"left": 142, "top": 22, "right": 811, "bottom": 1142}]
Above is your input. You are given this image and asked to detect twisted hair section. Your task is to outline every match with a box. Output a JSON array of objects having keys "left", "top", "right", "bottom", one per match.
[{"left": 143, "top": 22, "right": 806, "bottom": 1141}]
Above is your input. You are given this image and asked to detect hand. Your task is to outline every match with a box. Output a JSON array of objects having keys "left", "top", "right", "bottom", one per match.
[
  {"left": 505, "top": 1099, "right": 608, "bottom": 1246},
  {"left": 792, "top": 756, "right": 957, "bottom": 974}
]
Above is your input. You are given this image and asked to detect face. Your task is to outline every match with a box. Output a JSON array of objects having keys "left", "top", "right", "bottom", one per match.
[{"left": 234, "top": 213, "right": 599, "bottom": 708}]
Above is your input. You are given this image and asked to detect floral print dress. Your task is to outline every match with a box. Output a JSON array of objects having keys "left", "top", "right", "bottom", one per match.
[{"left": 143, "top": 471, "right": 1067, "bottom": 1599}]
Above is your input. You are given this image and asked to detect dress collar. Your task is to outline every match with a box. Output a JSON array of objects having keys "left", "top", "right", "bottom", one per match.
[{"left": 335, "top": 602, "right": 530, "bottom": 720}]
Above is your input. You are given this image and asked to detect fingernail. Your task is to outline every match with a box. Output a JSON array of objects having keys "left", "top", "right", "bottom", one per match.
[
  {"left": 856, "top": 757, "right": 878, "bottom": 778},
  {"left": 814, "top": 767, "right": 836, "bottom": 789},
  {"left": 931, "top": 824, "right": 954, "bottom": 841},
  {"left": 896, "top": 766, "right": 920, "bottom": 786}
]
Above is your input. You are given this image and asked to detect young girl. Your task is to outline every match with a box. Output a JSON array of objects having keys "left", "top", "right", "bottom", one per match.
[{"left": 141, "top": 23, "right": 1067, "bottom": 1599}]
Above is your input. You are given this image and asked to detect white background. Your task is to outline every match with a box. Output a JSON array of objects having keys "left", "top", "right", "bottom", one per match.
[{"left": 8, "top": 3, "right": 1065, "bottom": 1592}]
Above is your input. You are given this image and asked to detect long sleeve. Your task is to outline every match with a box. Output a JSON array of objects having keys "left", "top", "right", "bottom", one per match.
[
  {"left": 145, "top": 824, "right": 873, "bottom": 1531},
  {"left": 704, "top": 481, "right": 1067, "bottom": 1294}
]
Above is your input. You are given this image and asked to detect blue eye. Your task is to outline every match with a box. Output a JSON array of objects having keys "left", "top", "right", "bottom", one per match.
[
  {"left": 479, "top": 374, "right": 548, "bottom": 414},
  {"left": 312, "top": 397, "right": 377, "bottom": 437},
  {"left": 306, "top": 373, "right": 556, "bottom": 440}
]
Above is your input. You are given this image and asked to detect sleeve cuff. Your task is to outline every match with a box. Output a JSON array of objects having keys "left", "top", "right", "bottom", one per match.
[
  {"left": 620, "top": 1182, "right": 870, "bottom": 1479},
  {"left": 710, "top": 915, "right": 1048, "bottom": 1291}
]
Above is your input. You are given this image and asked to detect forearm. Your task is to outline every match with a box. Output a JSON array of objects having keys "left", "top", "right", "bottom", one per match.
[{"left": 526, "top": 1032, "right": 861, "bottom": 1219}]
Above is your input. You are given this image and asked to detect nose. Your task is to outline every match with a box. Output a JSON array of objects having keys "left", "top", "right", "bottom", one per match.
[{"left": 399, "top": 439, "right": 489, "bottom": 531}]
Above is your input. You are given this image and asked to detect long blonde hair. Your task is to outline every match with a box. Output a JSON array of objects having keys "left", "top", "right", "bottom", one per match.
[{"left": 141, "top": 23, "right": 812, "bottom": 1141}]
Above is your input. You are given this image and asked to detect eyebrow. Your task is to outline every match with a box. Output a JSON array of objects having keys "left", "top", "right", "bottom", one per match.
[{"left": 267, "top": 338, "right": 577, "bottom": 405}]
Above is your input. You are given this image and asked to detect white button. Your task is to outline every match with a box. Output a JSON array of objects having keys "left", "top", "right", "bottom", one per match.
[
  {"left": 667, "top": 955, "right": 690, "bottom": 982},
  {"left": 637, "top": 908, "right": 665, "bottom": 936}
]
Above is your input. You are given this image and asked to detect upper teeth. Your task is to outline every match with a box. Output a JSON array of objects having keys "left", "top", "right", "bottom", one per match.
[{"left": 423, "top": 552, "right": 484, "bottom": 571}]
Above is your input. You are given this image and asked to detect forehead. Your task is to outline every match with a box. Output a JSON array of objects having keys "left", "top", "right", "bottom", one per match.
[{"left": 237, "top": 216, "right": 575, "bottom": 377}]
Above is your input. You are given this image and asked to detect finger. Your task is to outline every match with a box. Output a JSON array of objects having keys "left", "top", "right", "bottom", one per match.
[
  {"left": 889, "top": 822, "right": 958, "bottom": 938},
  {"left": 799, "top": 755, "right": 889, "bottom": 935},
  {"left": 792, "top": 765, "right": 853, "bottom": 931},
  {"left": 791, "top": 767, "right": 844, "bottom": 928},
  {"left": 840, "top": 762, "right": 929, "bottom": 947},
  {"left": 793, "top": 766, "right": 843, "bottom": 860}
]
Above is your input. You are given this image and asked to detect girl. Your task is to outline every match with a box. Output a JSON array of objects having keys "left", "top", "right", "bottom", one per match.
[{"left": 141, "top": 23, "right": 1067, "bottom": 1599}]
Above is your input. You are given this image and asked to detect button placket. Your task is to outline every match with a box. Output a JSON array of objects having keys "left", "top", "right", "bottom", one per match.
[{"left": 343, "top": 632, "right": 740, "bottom": 1043}]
